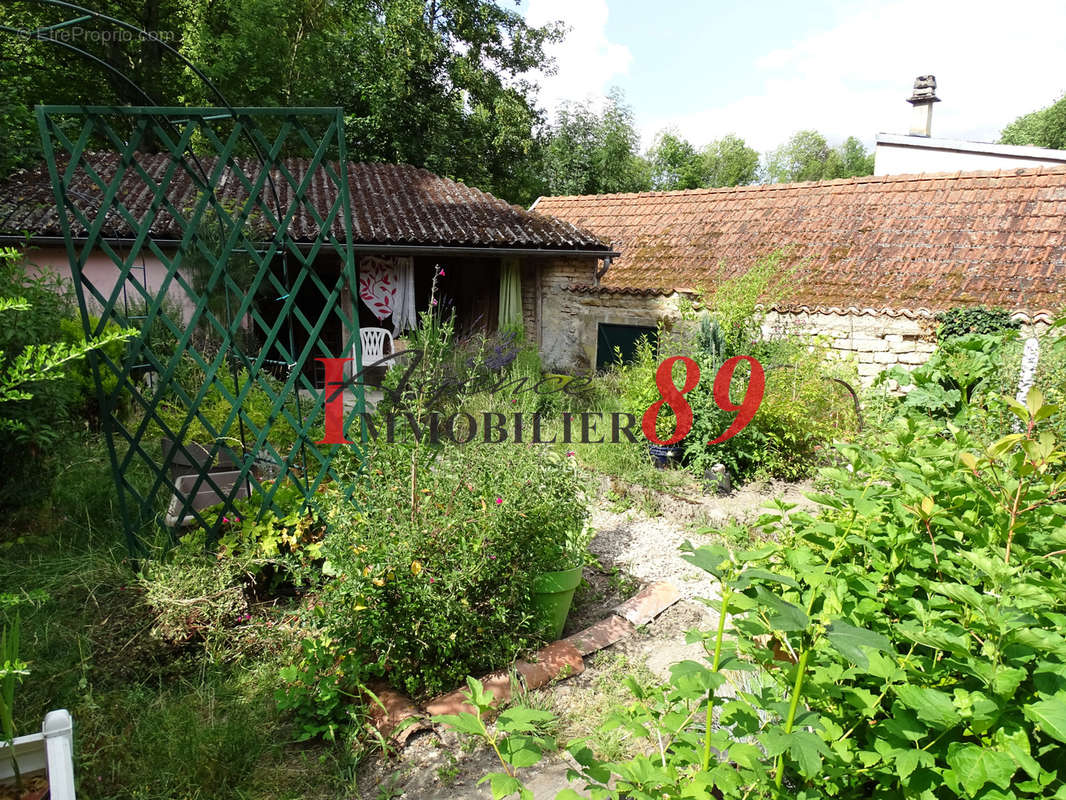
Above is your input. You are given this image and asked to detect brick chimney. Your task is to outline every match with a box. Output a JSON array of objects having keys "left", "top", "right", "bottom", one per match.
[{"left": 907, "top": 75, "right": 939, "bottom": 137}]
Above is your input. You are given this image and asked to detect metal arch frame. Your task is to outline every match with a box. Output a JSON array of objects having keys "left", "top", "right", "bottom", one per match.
[
  {"left": 4, "top": 4, "right": 366, "bottom": 554},
  {"left": 37, "top": 105, "right": 365, "bottom": 555}
]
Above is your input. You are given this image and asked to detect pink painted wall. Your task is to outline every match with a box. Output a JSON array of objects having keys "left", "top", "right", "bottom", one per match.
[{"left": 20, "top": 244, "right": 197, "bottom": 324}]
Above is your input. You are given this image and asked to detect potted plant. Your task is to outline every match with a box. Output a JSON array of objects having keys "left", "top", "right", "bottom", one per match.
[{"left": 526, "top": 452, "right": 592, "bottom": 639}]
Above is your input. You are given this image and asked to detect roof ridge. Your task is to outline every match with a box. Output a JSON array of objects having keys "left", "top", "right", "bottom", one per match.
[{"left": 537, "top": 163, "right": 1066, "bottom": 203}]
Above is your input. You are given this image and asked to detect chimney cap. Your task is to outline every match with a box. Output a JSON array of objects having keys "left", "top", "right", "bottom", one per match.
[{"left": 907, "top": 75, "right": 940, "bottom": 105}]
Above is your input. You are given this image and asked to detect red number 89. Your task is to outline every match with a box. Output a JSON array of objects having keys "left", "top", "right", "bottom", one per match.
[{"left": 641, "top": 356, "right": 765, "bottom": 446}]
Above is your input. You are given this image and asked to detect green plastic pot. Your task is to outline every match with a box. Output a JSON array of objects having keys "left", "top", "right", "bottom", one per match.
[{"left": 531, "top": 565, "right": 583, "bottom": 640}]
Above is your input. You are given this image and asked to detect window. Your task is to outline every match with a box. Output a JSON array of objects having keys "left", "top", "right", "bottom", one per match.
[{"left": 596, "top": 323, "right": 658, "bottom": 371}]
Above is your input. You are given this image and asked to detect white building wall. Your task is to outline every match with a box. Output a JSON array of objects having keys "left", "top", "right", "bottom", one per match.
[{"left": 874, "top": 134, "right": 1066, "bottom": 176}]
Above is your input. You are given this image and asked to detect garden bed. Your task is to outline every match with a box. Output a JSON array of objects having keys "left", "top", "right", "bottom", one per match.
[{"left": 355, "top": 478, "right": 812, "bottom": 798}]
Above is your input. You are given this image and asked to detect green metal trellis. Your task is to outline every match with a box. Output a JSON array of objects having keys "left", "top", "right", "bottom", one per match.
[{"left": 36, "top": 106, "right": 364, "bottom": 555}]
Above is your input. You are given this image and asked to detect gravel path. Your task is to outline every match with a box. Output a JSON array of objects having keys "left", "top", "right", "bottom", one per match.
[{"left": 587, "top": 478, "right": 816, "bottom": 603}]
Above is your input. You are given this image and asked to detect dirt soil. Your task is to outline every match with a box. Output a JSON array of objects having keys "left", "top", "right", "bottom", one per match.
[{"left": 355, "top": 477, "right": 816, "bottom": 800}]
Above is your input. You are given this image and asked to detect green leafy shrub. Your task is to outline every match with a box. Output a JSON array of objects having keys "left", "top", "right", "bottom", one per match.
[
  {"left": 449, "top": 389, "right": 1066, "bottom": 798},
  {"left": 682, "top": 330, "right": 860, "bottom": 483},
  {"left": 151, "top": 360, "right": 315, "bottom": 462},
  {"left": 275, "top": 635, "right": 365, "bottom": 742},
  {"left": 447, "top": 318, "right": 1063, "bottom": 795},
  {"left": 882, "top": 331, "right": 1015, "bottom": 419},
  {"left": 0, "top": 248, "right": 131, "bottom": 509},
  {"left": 306, "top": 440, "right": 589, "bottom": 699},
  {"left": 937, "top": 306, "right": 1021, "bottom": 340},
  {"left": 57, "top": 314, "right": 130, "bottom": 423}
]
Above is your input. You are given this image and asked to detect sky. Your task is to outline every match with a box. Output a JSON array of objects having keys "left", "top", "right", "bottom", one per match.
[{"left": 513, "top": 0, "right": 1066, "bottom": 153}]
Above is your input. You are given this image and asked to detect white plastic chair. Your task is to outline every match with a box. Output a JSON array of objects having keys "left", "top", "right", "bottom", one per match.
[{"left": 359, "top": 327, "right": 394, "bottom": 368}]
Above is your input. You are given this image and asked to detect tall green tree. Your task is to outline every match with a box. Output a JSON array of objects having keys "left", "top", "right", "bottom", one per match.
[
  {"left": 1000, "top": 94, "right": 1066, "bottom": 150},
  {"left": 763, "top": 130, "right": 873, "bottom": 183},
  {"left": 646, "top": 130, "right": 760, "bottom": 191},
  {"left": 0, "top": 0, "right": 188, "bottom": 174},
  {"left": 700, "top": 133, "right": 759, "bottom": 187},
  {"left": 0, "top": 0, "right": 561, "bottom": 204},
  {"left": 823, "top": 136, "right": 875, "bottom": 179},
  {"left": 541, "top": 89, "right": 650, "bottom": 196},
  {"left": 647, "top": 129, "right": 703, "bottom": 190}
]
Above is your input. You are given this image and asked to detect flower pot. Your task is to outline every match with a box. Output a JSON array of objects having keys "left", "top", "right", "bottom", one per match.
[
  {"left": 161, "top": 437, "right": 240, "bottom": 481},
  {"left": 0, "top": 710, "right": 75, "bottom": 800},
  {"left": 531, "top": 565, "right": 583, "bottom": 640},
  {"left": 648, "top": 444, "right": 682, "bottom": 469}
]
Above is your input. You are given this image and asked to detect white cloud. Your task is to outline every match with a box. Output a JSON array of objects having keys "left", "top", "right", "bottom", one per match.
[
  {"left": 640, "top": 0, "right": 1066, "bottom": 153},
  {"left": 525, "top": 0, "right": 632, "bottom": 114}
]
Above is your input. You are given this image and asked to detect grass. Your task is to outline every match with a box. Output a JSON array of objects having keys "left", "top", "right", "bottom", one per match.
[
  {"left": 0, "top": 434, "right": 352, "bottom": 800},
  {"left": 532, "top": 651, "right": 658, "bottom": 762}
]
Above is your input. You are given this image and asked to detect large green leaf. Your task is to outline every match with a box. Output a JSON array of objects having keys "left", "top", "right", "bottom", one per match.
[
  {"left": 731, "top": 568, "right": 800, "bottom": 591},
  {"left": 431, "top": 713, "right": 485, "bottom": 736},
  {"left": 754, "top": 586, "right": 809, "bottom": 631},
  {"left": 669, "top": 660, "right": 726, "bottom": 693},
  {"left": 498, "top": 734, "right": 548, "bottom": 768},
  {"left": 927, "top": 581, "right": 985, "bottom": 609},
  {"left": 1023, "top": 696, "right": 1066, "bottom": 743},
  {"left": 680, "top": 543, "right": 731, "bottom": 579},
  {"left": 482, "top": 772, "right": 530, "bottom": 800},
  {"left": 945, "top": 743, "right": 1017, "bottom": 794},
  {"left": 894, "top": 685, "right": 961, "bottom": 730},
  {"left": 896, "top": 623, "right": 971, "bottom": 656},
  {"left": 824, "top": 619, "right": 893, "bottom": 669},
  {"left": 789, "top": 730, "right": 829, "bottom": 777},
  {"left": 1012, "top": 628, "right": 1066, "bottom": 658},
  {"left": 496, "top": 707, "right": 556, "bottom": 733}
]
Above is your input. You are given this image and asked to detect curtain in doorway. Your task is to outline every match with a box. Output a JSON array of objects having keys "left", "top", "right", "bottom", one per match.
[
  {"left": 498, "top": 257, "right": 522, "bottom": 329},
  {"left": 392, "top": 256, "right": 416, "bottom": 336}
]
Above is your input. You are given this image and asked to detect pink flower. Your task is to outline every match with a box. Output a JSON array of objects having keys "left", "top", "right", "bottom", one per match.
[
  {"left": 429, "top": 577, "right": 436, "bottom": 583},
  {"left": 495, "top": 497, "right": 503, "bottom": 505},
  {"left": 566, "top": 450, "right": 576, "bottom": 457},
  {"left": 438, "top": 268, "right": 446, "bottom": 276},
  {"left": 431, "top": 298, "right": 438, "bottom": 306},
  {"left": 489, "top": 554, "right": 496, "bottom": 560}
]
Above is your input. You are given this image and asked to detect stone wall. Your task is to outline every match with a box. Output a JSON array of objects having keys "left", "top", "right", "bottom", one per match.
[
  {"left": 761, "top": 310, "right": 938, "bottom": 383},
  {"left": 538, "top": 267, "right": 683, "bottom": 371},
  {"left": 538, "top": 282, "right": 1051, "bottom": 382}
]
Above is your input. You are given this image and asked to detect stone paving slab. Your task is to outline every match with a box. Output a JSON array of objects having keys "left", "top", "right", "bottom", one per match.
[{"left": 612, "top": 580, "right": 682, "bottom": 626}]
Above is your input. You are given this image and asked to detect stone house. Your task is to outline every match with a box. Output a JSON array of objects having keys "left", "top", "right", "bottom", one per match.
[
  {"left": 0, "top": 153, "right": 615, "bottom": 383},
  {"left": 533, "top": 166, "right": 1066, "bottom": 381}
]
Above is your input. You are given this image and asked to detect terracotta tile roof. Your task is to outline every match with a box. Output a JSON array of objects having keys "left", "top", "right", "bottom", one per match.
[
  {"left": 535, "top": 167, "right": 1066, "bottom": 314},
  {"left": 0, "top": 152, "right": 609, "bottom": 252}
]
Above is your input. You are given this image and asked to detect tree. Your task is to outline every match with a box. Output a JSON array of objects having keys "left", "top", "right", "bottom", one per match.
[
  {"left": 647, "top": 130, "right": 704, "bottom": 190},
  {"left": 823, "top": 136, "right": 875, "bottom": 179},
  {"left": 1000, "top": 94, "right": 1066, "bottom": 151},
  {"left": 541, "top": 89, "right": 650, "bottom": 196},
  {"left": 700, "top": 134, "right": 759, "bottom": 187},
  {"left": 0, "top": 0, "right": 562, "bottom": 205},
  {"left": 763, "top": 130, "right": 874, "bottom": 183},
  {"left": 0, "top": 0, "right": 189, "bottom": 174},
  {"left": 763, "top": 130, "right": 830, "bottom": 183}
]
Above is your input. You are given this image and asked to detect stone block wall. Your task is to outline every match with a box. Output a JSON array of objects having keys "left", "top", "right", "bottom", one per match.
[
  {"left": 538, "top": 270, "right": 682, "bottom": 371},
  {"left": 761, "top": 310, "right": 938, "bottom": 383},
  {"left": 536, "top": 279, "right": 1052, "bottom": 382}
]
